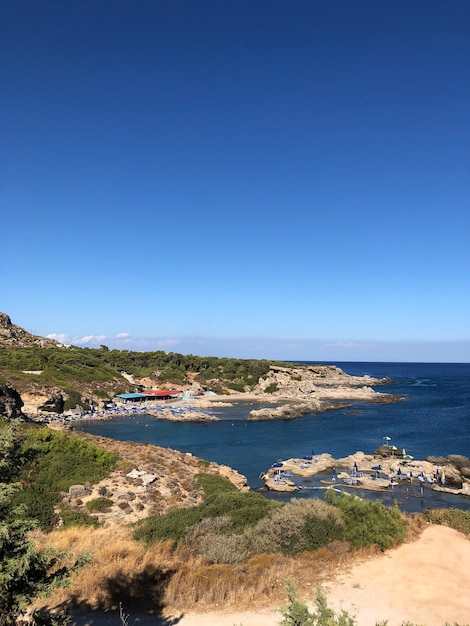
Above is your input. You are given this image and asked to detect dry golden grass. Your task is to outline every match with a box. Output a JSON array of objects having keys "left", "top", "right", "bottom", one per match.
[{"left": 30, "top": 525, "right": 370, "bottom": 616}]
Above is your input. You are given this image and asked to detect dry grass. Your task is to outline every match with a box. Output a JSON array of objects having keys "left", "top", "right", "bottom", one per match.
[{"left": 30, "top": 525, "right": 365, "bottom": 616}]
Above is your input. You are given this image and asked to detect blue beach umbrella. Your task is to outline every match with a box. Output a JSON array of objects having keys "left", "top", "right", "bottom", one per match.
[{"left": 272, "top": 462, "right": 284, "bottom": 468}]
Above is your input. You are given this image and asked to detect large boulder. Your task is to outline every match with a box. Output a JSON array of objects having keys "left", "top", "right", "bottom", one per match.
[
  {"left": 38, "top": 393, "right": 65, "bottom": 414},
  {"left": 374, "top": 445, "right": 405, "bottom": 458},
  {"left": 0, "top": 384, "right": 24, "bottom": 419},
  {"left": 426, "top": 456, "right": 448, "bottom": 466},
  {"left": 447, "top": 454, "right": 470, "bottom": 471}
]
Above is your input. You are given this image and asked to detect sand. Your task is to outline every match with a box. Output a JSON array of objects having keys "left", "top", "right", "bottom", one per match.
[{"left": 69, "top": 524, "right": 470, "bottom": 626}]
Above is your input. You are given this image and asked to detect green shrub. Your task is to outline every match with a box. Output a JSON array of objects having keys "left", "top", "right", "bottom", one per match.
[
  {"left": 279, "top": 581, "right": 356, "bottom": 626},
  {"left": 133, "top": 506, "right": 203, "bottom": 545},
  {"left": 227, "top": 382, "right": 247, "bottom": 392},
  {"left": 325, "top": 491, "right": 407, "bottom": 551},
  {"left": 265, "top": 383, "right": 278, "bottom": 394},
  {"left": 202, "top": 491, "right": 280, "bottom": 533},
  {"left": 86, "top": 497, "right": 113, "bottom": 512},
  {"left": 12, "top": 426, "right": 119, "bottom": 529},
  {"left": 247, "top": 498, "right": 344, "bottom": 556},
  {"left": 195, "top": 472, "right": 238, "bottom": 495},
  {"left": 60, "top": 507, "right": 99, "bottom": 528},
  {"left": 134, "top": 473, "right": 281, "bottom": 547},
  {"left": 63, "top": 390, "right": 83, "bottom": 411},
  {"left": 424, "top": 508, "right": 470, "bottom": 536},
  {"left": 300, "top": 512, "right": 345, "bottom": 551}
]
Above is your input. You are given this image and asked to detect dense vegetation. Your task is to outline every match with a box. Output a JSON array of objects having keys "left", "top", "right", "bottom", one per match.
[
  {"left": 324, "top": 490, "right": 408, "bottom": 550},
  {"left": 134, "top": 474, "right": 408, "bottom": 564},
  {"left": 0, "top": 345, "right": 284, "bottom": 399},
  {"left": 0, "top": 421, "right": 87, "bottom": 626},
  {"left": 0, "top": 419, "right": 119, "bottom": 530}
]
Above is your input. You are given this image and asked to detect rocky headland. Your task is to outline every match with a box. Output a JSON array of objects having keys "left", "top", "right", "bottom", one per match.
[{"left": 211, "top": 364, "right": 400, "bottom": 421}]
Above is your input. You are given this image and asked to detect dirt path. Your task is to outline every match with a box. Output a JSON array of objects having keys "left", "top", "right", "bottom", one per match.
[
  {"left": 69, "top": 525, "right": 470, "bottom": 626},
  {"left": 324, "top": 524, "right": 470, "bottom": 626}
]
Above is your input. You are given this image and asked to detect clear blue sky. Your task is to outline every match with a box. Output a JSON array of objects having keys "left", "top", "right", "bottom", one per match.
[{"left": 2, "top": 1, "right": 469, "bottom": 362}]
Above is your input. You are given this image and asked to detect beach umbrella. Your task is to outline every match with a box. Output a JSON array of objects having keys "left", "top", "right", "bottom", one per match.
[
  {"left": 383, "top": 436, "right": 391, "bottom": 445},
  {"left": 303, "top": 455, "right": 313, "bottom": 460},
  {"left": 272, "top": 462, "right": 283, "bottom": 468},
  {"left": 371, "top": 464, "right": 382, "bottom": 479}
]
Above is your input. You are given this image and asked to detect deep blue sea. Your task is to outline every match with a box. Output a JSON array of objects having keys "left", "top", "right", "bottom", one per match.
[{"left": 75, "top": 362, "right": 470, "bottom": 513}]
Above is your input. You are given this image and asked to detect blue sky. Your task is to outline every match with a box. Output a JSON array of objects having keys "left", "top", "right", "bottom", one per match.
[{"left": 1, "top": 1, "right": 469, "bottom": 362}]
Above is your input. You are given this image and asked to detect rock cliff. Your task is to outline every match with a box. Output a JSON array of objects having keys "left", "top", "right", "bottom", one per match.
[{"left": 0, "top": 312, "right": 61, "bottom": 348}]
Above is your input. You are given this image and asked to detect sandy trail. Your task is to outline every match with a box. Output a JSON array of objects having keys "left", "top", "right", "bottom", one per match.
[
  {"left": 325, "top": 524, "right": 470, "bottom": 626},
  {"left": 69, "top": 525, "right": 470, "bottom": 626}
]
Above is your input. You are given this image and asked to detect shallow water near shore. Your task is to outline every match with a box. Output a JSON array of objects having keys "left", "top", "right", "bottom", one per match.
[{"left": 74, "top": 362, "right": 470, "bottom": 512}]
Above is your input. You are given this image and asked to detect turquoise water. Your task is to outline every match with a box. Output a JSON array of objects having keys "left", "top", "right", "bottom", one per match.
[{"left": 75, "top": 362, "right": 470, "bottom": 512}]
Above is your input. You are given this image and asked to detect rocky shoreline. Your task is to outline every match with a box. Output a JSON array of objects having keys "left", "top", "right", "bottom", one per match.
[
  {"left": 261, "top": 445, "right": 470, "bottom": 498},
  {"left": 2, "top": 362, "right": 400, "bottom": 424}
]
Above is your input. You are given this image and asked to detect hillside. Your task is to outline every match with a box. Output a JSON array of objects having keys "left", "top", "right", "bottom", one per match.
[
  {"left": 0, "top": 312, "right": 61, "bottom": 348},
  {"left": 0, "top": 312, "right": 395, "bottom": 420}
]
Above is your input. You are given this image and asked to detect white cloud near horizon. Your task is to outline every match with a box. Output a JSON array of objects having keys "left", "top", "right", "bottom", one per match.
[{"left": 45, "top": 332, "right": 470, "bottom": 362}]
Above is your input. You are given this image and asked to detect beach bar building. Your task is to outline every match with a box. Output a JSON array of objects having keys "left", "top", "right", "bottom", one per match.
[{"left": 115, "top": 390, "right": 182, "bottom": 403}]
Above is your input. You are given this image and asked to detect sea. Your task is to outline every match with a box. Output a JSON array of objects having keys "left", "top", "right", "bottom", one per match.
[{"left": 74, "top": 362, "right": 470, "bottom": 513}]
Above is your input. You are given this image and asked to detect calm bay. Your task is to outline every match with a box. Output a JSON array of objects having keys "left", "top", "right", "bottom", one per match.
[{"left": 75, "top": 362, "right": 470, "bottom": 512}]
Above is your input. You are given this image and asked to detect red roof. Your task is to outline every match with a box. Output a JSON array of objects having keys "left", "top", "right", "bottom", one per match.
[{"left": 143, "top": 390, "right": 181, "bottom": 397}]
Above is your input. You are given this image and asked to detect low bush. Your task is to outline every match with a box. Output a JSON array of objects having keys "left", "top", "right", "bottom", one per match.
[
  {"left": 325, "top": 490, "right": 408, "bottom": 550},
  {"left": 12, "top": 425, "right": 119, "bottom": 529},
  {"left": 247, "top": 498, "right": 344, "bottom": 556},
  {"left": 134, "top": 474, "right": 281, "bottom": 547},
  {"left": 133, "top": 505, "right": 204, "bottom": 545},
  {"left": 424, "top": 508, "right": 470, "bottom": 536},
  {"left": 279, "top": 581, "right": 356, "bottom": 626},
  {"left": 197, "top": 532, "right": 250, "bottom": 565},
  {"left": 202, "top": 490, "right": 280, "bottom": 533},
  {"left": 195, "top": 472, "right": 238, "bottom": 495},
  {"left": 59, "top": 507, "right": 99, "bottom": 528},
  {"left": 86, "top": 497, "right": 113, "bottom": 512}
]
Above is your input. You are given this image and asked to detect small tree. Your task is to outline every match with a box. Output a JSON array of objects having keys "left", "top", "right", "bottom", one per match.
[
  {"left": 0, "top": 420, "right": 83, "bottom": 626},
  {"left": 279, "top": 580, "right": 315, "bottom": 626},
  {"left": 279, "top": 581, "right": 356, "bottom": 626}
]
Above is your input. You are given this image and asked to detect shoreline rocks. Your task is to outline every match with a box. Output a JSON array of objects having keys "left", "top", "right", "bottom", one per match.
[
  {"left": 2, "top": 359, "right": 399, "bottom": 423},
  {"left": 261, "top": 448, "right": 470, "bottom": 498}
]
